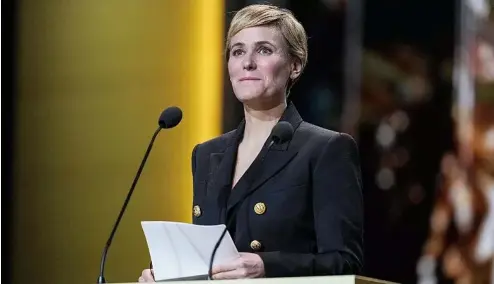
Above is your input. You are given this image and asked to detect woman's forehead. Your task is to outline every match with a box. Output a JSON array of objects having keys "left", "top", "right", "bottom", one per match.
[{"left": 230, "top": 26, "right": 284, "bottom": 46}]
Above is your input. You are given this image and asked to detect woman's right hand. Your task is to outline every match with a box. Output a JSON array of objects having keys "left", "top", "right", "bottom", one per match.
[{"left": 138, "top": 269, "right": 155, "bottom": 282}]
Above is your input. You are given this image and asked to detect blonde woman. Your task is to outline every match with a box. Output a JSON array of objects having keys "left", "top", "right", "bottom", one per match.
[{"left": 139, "top": 4, "right": 364, "bottom": 281}]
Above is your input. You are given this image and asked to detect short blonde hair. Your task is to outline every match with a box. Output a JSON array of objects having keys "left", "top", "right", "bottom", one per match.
[{"left": 226, "top": 4, "right": 308, "bottom": 89}]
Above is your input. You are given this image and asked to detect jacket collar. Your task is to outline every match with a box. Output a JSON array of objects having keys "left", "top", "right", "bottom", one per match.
[{"left": 206, "top": 101, "right": 303, "bottom": 224}]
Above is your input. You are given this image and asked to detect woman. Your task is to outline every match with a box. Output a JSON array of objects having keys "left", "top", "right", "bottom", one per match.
[{"left": 139, "top": 4, "right": 364, "bottom": 281}]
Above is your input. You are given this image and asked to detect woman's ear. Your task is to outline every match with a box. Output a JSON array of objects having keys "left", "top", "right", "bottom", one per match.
[{"left": 290, "top": 59, "right": 302, "bottom": 80}]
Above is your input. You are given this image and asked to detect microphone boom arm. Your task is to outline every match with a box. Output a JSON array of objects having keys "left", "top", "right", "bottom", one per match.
[{"left": 97, "top": 126, "right": 162, "bottom": 284}]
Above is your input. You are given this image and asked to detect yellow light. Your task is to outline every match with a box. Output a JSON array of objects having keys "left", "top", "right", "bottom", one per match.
[{"left": 13, "top": 1, "right": 224, "bottom": 283}]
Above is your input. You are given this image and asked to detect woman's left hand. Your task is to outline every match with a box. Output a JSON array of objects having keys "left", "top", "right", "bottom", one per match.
[{"left": 212, "top": 252, "right": 265, "bottom": 279}]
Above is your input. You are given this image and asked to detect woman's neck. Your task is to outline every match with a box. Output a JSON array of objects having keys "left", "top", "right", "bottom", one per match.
[{"left": 242, "top": 101, "right": 287, "bottom": 146}]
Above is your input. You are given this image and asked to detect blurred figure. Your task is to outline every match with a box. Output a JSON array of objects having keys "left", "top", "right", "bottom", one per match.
[
  {"left": 416, "top": 2, "right": 494, "bottom": 282},
  {"left": 417, "top": 68, "right": 494, "bottom": 284}
]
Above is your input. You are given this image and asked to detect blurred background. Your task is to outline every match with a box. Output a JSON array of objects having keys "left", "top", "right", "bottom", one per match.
[{"left": 3, "top": 0, "right": 494, "bottom": 283}]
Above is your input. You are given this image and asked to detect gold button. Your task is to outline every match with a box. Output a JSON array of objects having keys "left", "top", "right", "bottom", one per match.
[
  {"left": 254, "top": 202, "right": 266, "bottom": 215},
  {"left": 193, "top": 205, "right": 201, "bottom": 217},
  {"left": 250, "top": 240, "right": 262, "bottom": 251}
]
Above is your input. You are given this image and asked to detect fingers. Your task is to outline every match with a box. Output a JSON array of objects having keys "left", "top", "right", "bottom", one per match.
[
  {"left": 139, "top": 269, "right": 155, "bottom": 282},
  {"left": 211, "top": 259, "right": 240, "bottom": 275},
  {"left": 212, "top": 256, "right": 248, "bottom": 280},
  {"left": 212, "top": 269, "right": 248, "bottom": 280},
  {"left": 212, "top": 253, "right": 265, "bottom": 279}
]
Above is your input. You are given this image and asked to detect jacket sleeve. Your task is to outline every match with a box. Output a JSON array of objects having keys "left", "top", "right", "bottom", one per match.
[
  {"left": 191, "top": 144, "right": 199, "bottom": 222},
  {"left": 192, "top": 144, "right": 199, "bottom": 176},
  {"left": 257, "top": 133, "right": 364, "bottom": 277}
]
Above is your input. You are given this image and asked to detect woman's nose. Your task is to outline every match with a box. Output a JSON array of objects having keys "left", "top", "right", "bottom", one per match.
[{"left": 242, "top": 55, "right": 256, "bottom": 71}]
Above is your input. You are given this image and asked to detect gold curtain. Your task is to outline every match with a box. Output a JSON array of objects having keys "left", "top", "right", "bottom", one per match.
[{"left": 13, "top": 1, "right": 223, "bottom": 283}]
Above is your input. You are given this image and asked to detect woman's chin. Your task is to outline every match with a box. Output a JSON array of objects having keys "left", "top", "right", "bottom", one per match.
[{"left": 235, "top": 92, "right": 265, "bottom": 103}]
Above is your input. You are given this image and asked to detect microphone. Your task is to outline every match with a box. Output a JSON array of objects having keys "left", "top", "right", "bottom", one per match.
[
  {"left": 207, "top": 121, "right": 294, "bottom": 280},
  {"left": 97, "top": 106, "right": 183, "bottom": 284}
]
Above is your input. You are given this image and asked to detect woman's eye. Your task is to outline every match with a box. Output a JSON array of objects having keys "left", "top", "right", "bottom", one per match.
[
  {"left": 232, "top": 49, "right": 244, "bottom": 56},
  {"left": 258, "top": 46, "right": 273, "bottom": 55}
]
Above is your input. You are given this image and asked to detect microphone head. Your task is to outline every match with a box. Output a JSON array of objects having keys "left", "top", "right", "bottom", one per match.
[
  {"left": 158, "top": 106, "right": 183, "bottom": 129},
  {"left": 271, "top": 121, "right": 294, "bottom": 145}
]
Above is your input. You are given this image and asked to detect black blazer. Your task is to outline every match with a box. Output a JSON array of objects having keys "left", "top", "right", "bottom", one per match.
[{"left": 191, "top": 102, "right": 364, "bottom": 277}]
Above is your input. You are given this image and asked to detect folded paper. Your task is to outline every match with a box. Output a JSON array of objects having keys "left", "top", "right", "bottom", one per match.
[{"left": 141, "top": 221, "right": 239, "bottom": 281}]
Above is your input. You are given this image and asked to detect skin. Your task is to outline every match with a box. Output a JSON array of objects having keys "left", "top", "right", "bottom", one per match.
[{"left": 139, "top": 25, "right": 302, "bottom": 282}]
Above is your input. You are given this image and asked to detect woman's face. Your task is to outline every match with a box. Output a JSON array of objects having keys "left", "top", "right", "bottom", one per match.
[{"left": 227, "top": 26, "right": 300, "bottom": 107}]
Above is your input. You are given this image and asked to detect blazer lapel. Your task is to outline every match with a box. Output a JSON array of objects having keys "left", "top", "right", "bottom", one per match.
[
  {"left": 205, "top": 122, "right": 244, "bottom": 223},
  {"left": 226, "top": 101, "right": 303, "bottom": 214}
]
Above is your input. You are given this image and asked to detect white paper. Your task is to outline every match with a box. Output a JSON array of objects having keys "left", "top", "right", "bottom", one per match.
[{"left": 141, "top": 221, "right": 240, "bottom": 281}]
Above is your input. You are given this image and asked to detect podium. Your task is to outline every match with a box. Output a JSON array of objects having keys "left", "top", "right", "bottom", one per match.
[{"left": 116, "top": 275, "right": 397, "bottom": 284}]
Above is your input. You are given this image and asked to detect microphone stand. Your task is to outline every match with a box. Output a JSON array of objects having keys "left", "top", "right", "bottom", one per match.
[{"left": 97, "top": 126, "right": 162, "bottom": 284}]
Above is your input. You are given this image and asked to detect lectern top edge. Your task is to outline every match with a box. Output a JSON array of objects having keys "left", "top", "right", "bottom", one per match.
[{"left": 109, "top": 274, "right": 398, "bottom": 284}]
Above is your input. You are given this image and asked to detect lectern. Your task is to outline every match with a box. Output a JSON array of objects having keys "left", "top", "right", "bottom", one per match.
[{"left": 115, "top": 275, "right": 397, "bottom": 284}]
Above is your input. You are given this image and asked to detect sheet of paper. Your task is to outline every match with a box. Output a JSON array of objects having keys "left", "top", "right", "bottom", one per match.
[{"left": 141, "top": 221, "right": 240, "bottom": 281}]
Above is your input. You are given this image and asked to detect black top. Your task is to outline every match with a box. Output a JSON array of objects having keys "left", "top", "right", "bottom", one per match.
[{"left": 191, "top": 102, "right": 364, "bottom": 277}]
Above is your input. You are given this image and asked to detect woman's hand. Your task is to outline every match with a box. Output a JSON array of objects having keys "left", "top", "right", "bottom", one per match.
[
  {"left": 138, "top": 269, "right": 155, "bottom": 282},
  {"left": 212, "top": 252, "right": 265, "bottom": 280}
]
